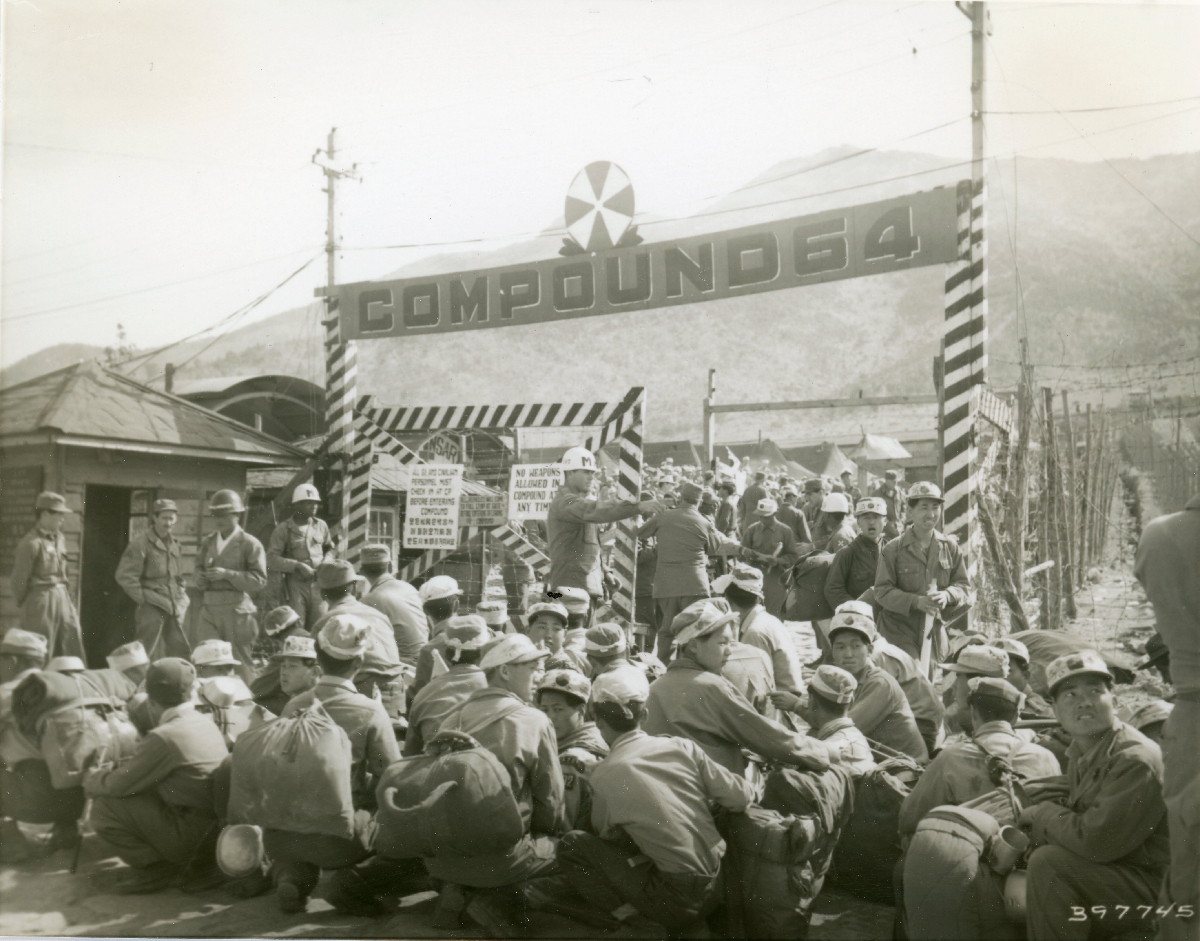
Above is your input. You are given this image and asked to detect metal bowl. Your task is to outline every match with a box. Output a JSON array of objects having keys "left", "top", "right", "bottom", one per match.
[
  {"left": 1004, "top": 869, "right": 1028, "bottom": 924},
  {"left": 216, "top": 823, "right": 264, "bottom": 878}
]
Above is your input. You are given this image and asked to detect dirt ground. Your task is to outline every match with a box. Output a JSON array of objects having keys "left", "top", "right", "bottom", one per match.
[{"left": 0, "top": 501, "right": 1165, "bottom": 940}]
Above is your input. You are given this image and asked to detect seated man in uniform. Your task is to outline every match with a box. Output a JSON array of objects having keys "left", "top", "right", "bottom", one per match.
[
  {"left": 644, "top": 601, "right": 830, "bottom": 776},
  {"left": 408, "top": 575, "right": 464, "bottom": 702},
  {"left": 0, "top": 629, "right": 82, "bottom": 863},
  {"left": 84, "top": 658, "right": 228, "bottom": 893},
  {"left": 191, "top": 638, "right": 243, "bottom": 679},
  {"left": 1127, "top": 700, "right": 1172, "bottom": 748},
  {"left": 719, "top": 564, "right": 804, "bottom": 695},
  {"left": 536, "top": 669, "right": 607, "bottom": 832},
  {"left": 403, "top": 616, "right": 489, "bottom": 757},
  {"left": 942, "top": 645, "right": 1012, "bottom": 739},
  {"left": 359, "top": 543, "right": 429, "bottom": 663},
  {"left": 269, "top": 615, "right": 401, "bottom": 914},
  {"left": 557, "top": 586, "right": 593, "bottom": 647},
  {"left": 582, "top": 623, "right": 629, "bottom": 678},
  {"left": 1021, "top": 651, "right": 1169, "bottom": 941},
  {"left": 251, "top": 606, "right": 311, "bottom": 715},
  {"left": 899, "top": 677, "right": 1060, "bottom": 839},
  {"left": 106, "top": 640, "right": 151, "bottom": 688},
  {"left": 311, "top": 561, "right": 401, "bottom": 694},
  {"left": 994, "top": 637, "right": 1054, "bottom": 718},
  {"left": 529, "top": 602, "right": 581, "bottom": 672},
  {"left": 271, "top": 635, "right": 321, "bottom": 710},
  {"left": 427, "top": 634, "right": 565, "bottom": 938},
  {"left": 805, "top": 665, "right": 876, "bottom": 778},
  {"left": 542, "top": 666, "right": 756, "bottom": 935},
  {"left": 814, "top": 605, "right": 928, "bottom": 762}
]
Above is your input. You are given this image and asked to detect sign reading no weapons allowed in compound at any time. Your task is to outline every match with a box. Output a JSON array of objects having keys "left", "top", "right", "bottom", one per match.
[
  {"left": 508, "top": 464, "right": 564, "bottom": 521},
  {"left": 403, "top": 464, "right": 463, "bottom": 550}
]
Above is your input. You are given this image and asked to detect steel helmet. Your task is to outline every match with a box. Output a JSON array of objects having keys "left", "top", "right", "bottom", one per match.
[
  {"left": 821, "top": 492, "right": 851, "bottom": 514},
  {"left": 216, "top": 824, "right": 265, "bottom": 878},
  {"left": 292, "top": 483, "right": 321, "bottom": 504},
  {"left": 559, "top": 447, "right": 598, "bottom": 472},
  {"left": 208, "top": 489, "right": 245, "bottom": 515}
]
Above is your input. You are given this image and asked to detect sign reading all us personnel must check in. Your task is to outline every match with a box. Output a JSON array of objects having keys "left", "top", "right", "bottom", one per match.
[
  {"left": 508, "top": 464, "right": 564, "bottom": 521},
  {"left": 402, "top": 464, "right": 463, "bottom": 550}
]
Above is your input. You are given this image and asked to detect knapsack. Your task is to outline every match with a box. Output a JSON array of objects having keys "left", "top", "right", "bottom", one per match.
[
  {"left": 904, "top": 805, "right": 1017, "bottom": 941},
  {"left": 227, "top": 701, "right": 356, "bottom": 840},
  {"left": 374, "top": 699, "right": 526, "bottom": 860},
  {"left": 39, "top": 697, "right": 140, "bottom": 790},
  {"left": 830, "top": 757, "right": 920, "bottom": 903}
]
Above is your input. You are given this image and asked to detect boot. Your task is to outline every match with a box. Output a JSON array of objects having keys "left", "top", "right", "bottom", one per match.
[{"left": 431, "top": 883, "right": 466, "bottom": 929}]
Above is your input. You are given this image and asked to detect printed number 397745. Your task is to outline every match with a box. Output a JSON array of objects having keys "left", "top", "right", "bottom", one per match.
[{"left": 1069, "top": 905, "right": 1195, "bottom": 922}]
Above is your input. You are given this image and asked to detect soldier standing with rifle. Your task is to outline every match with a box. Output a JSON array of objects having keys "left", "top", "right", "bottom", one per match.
[{"left": 267, "top": 484, "right": 334, "bottom": 633}]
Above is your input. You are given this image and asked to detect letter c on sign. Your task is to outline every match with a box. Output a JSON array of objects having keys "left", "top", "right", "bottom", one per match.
[{"left": 358, "top": 288, "right": 395, "bottom": 333}]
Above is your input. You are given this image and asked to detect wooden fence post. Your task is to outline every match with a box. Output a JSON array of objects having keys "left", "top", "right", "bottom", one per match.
[
  {"left": 1081, "top": 404, "right": 1092, "bottom": 571},
  {"left": 1059, "top": 391, "right": 1077, "bottom": 619}
]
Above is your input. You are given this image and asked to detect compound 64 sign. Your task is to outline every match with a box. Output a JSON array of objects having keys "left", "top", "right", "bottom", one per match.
[{"left": 338, "top": 187, "right": 959, "bottom": 340}]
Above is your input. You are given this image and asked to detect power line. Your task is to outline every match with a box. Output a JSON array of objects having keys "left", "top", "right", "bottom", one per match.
[
  {"left": 4, "top": 140, "right": 308, "bottom": 174},
  {"left": 985, "top": 93, "right": 1200, "bottom": 115},
  {"left": 4, "top": 247, "right": 322, "bottom": 324}
]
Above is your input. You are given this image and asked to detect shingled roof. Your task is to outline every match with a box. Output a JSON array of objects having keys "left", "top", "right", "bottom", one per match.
[{"left": 0, "top": 361, "right": 304, "bottom": 463}]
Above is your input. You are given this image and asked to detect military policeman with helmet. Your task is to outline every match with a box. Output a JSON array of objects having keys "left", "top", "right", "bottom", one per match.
[
  {"left": 115, "top": 498, "right": 191, "bottom": 660},
  {"left": 194, "top": 490, "right": 267, "bottom": 685},
  {"left": 267, "top": 483, "right": 334, "bottom": 632},
  {"left": 9, "top": 491, "right": 84, "bottom": 659},
  {"left": 546, "top": 447, "right": 662, "bottom": 617}
]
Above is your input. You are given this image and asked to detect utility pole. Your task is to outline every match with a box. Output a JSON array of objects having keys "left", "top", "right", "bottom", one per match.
[
  {"left": 313, "top": 128, "right": 362, "bottom": 553},
  {"left": 703, "top": 369, "right": 716, "bottom": 468}
]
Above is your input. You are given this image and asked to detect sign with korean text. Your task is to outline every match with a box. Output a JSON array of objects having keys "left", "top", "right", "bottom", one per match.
[
  {"left": 402, "top": 464, "right": 463, "bottom": 550},
  {"left": 508, "top": 464, "right": 563, "bottom": 521},
  {"left": 459, "top": 492, "right": 508, "bottom": 526},
  {"left": 338, "top": 187, "right": 960, "bottom": 340}
]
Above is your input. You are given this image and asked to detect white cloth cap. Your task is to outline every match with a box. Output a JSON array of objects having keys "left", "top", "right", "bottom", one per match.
[
  {"left": 419, "top": 575, "right": 462, "bottom": 603},
  {"left": 317, "top": 613, "right": 370, "bottom": 659},
  {"left": 192, "top": 639, "right": 240, "bottom": 667},
  {"left": 592, "top": 663, "right": 650, "bottom": 706},
  {"left": 106, "top": 641, "right": 149, "bottom": 672},
  {"left": 480, "top": 633, "right": 548, "bottom": 670}
]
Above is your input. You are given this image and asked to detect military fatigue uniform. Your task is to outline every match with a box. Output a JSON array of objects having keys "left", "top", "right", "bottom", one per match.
[
  {"left": 115, "top": 528, "right": 190, "bottom": 660},
  {"left": 249, "top": 625, "right": 312, "bottom": 716},
  {"left": 194, "top": 526, "right": 267, "bottom": 684},
  {"left": 874, "top": 527, "right": 971, "bottom": 660},
  {"left": 644, "top": 656, "right": 830, "bottom": 776},
  {"left": 847, "top": 662, "right": 928, "bottom": 762},
  {"left": 1023, "top": 722, "right": 1169, "bottom": 941},
  {"left": 313, "top": 596, "right": 401, "bottom": 677},
  {"left": 899, "top": 720, "right": 1061, "bottom": 837},
  {"left": 872, "top": 639, "right": 945, "bottom": 755},
  {"left": 816, "top": 717, "right": 876, "bottom": 778},
  {"left": 361, "top": 574, "right": 429, "bottom": 662},
  {"left": 85, "top": 703, "right": 228, "bottom": 869},
  {"left": 825, "top": 533, "right": 882, "bottom": 609},
  {"left": 740, "top": 518, "right": 801, "bottom": 617},
  {"left": 874, "top": 483, "right": 905, "bottom": 540},
  {"left": 737, "top": 483, "right": 768, "bottom": 535},
  {"left": 402, "top": 663, "right": 486, "bottom": 757},
  {"left": 723, "top": 642, "right": 777, "bottom": 719},
  {"left": 9, "top": 527, "right": 83, "bottom": 659},
  {"left": 740, "top": 605, "right": 803, "bottom": 693},
  {"left": 425, "top": 687, "right": 565, "bottom": 888},
  {"left": 776, "top": 502, "right": 813, "bottom": 545},
  {"left": 267, "top": 517, "right": 334, "bottom": 632},
  {"left": 557, "top": 722, "right": 608, "bottom": 833},
  {"left": 637, "top": 505, "right": 724, "bottom": 659},
  {"left": 546, "top": 486, "right": 641, "bottom": 600},
  {"left": 819, "top": 518, "right": 858, "bottom": 556},
  {"left": 559, "top": 729, "right": 754, "bottom": 933},
  {"left": 266, "top": 676, "right": 401, "bottom": 896}
]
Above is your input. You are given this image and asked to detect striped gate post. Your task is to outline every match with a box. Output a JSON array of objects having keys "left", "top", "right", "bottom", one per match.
[
  {"left": 324, "top": 302, "right": 362, "bottom": 555},
  {"left": 941, "top": 178, "right": 988, "bottom": 578},
  {"left": 345, "top": 438, "right": 373, "bottom": 562}
]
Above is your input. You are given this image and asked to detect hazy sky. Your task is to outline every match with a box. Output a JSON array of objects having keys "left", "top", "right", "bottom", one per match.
[{"left": 4, "top": 0, "right": 1198, "bottom": 367}]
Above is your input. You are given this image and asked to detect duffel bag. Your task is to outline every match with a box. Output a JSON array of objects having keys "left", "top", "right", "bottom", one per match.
[
  {"left": 904, "top": 805, "right": 1016, "bottom": 941},
  {"left": 39, "top": 698, "right": 140, "bottom": 790},
  {"left": 227, "top": 701, "right": 356, "bottom": 840},
  {"left": 784, "top": 553, "right": 835, "bottom": 622},
  {"left": 761, "top": 763, "right": 856, "bottom": 897},
  {"left": 830, "top": 758, "right": 917, "bottom": 903},
  {"left": 374, "top": 699, "right": 526, "bottom": 859}
]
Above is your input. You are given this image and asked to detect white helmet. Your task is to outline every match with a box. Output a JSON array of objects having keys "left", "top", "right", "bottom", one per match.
[
  {"left": 821, "top": 492, "right": 851, "bottom": 514},
  {"left": 559, "top": 447, "right": 598, "bottom": 473},
  {"left": 292, "top": 483, "right": 321, "bottom": 504}
]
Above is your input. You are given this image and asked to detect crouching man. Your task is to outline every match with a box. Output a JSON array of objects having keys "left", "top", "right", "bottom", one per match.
[
  {"left": 1019, "top": 650, "right": 1169, "bottom": 941},
  {"left": 84, "top": 658, "right": 228, "bottom": 893},
  {"left": 550, "top": 666, "right": 756, "bottom": 935}
]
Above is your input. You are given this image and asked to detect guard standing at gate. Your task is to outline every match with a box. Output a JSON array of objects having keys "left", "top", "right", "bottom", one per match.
[
  {"left": 9, "top": 492, "right": 84, "bottom": 659},
  {"left": 115, "top": 499, "right": 191, "bottom": 661},
  {"left": 267, "top": 484, "right": 334, "bottom": 632},
  {"left": 194, "top": 491, "right": 267, "bottom": 685}
]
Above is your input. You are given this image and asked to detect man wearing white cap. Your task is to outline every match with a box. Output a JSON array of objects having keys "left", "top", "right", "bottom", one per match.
[
  {"left": 267, "top": 614, "right": 400, "bottom": 913},
  {"left": 427, "top": 634, "right": 564, "bottom": 935},
  {"left": 644, "top": 601, "right": 830, "bottom": 776},
  {"left": 106, "top": 640, "right": 151, "bottom": 687},
  {"left": 191, "top": 638, "right": 243, "bottom": 679},
  {"left": 874, "top": 480, "right": 971, "bottom": 662},
  {"left": 116, "top": 498, "right": 191, "bottom": 661},
  {"left": 899, "top": 677, "right": 1059, "bottom": 840},
  {"left": 1020, "top": 651, "right": 1168, "bottom": 941},
  {"left": 816, "top": 492, "right": 856, "bottom": 555},
  {"left": 740, "top": 498, "right": 802, "bottom": 617},
  {"left": 718, "top": 563, "right": 803, "bottom": 695},
  {"left": 805, "top": 665, "right": 876, "bottom": 778},
  {"left": 403, "top": 615, "right": 490, "bottom": 757},
  {"left": 637, "top": 480, "right": 730, "bottom": 659},
  {"left": 543, "top": 665, "right": 755, "bottom": 934},
  {"left": 943, "top": 644, "right": 1012, "bottom": 739},
  {"left": 546, "top": 446, "right": 663, "bottom": 609},
  {"left": 267, "top": 483, "right": 334, "bottom": 632},
  {"left": 408, "top": 575, "right": 464, "bottom": 702},
  {"left": 825, "top": 497, "right": 889, "bottom": 611},
  {"left": 994, "top": 636, "right": 1054, "bottom": 719},
  {"left": 359, "top": 544, "right": 429, "bottom": 662}
]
